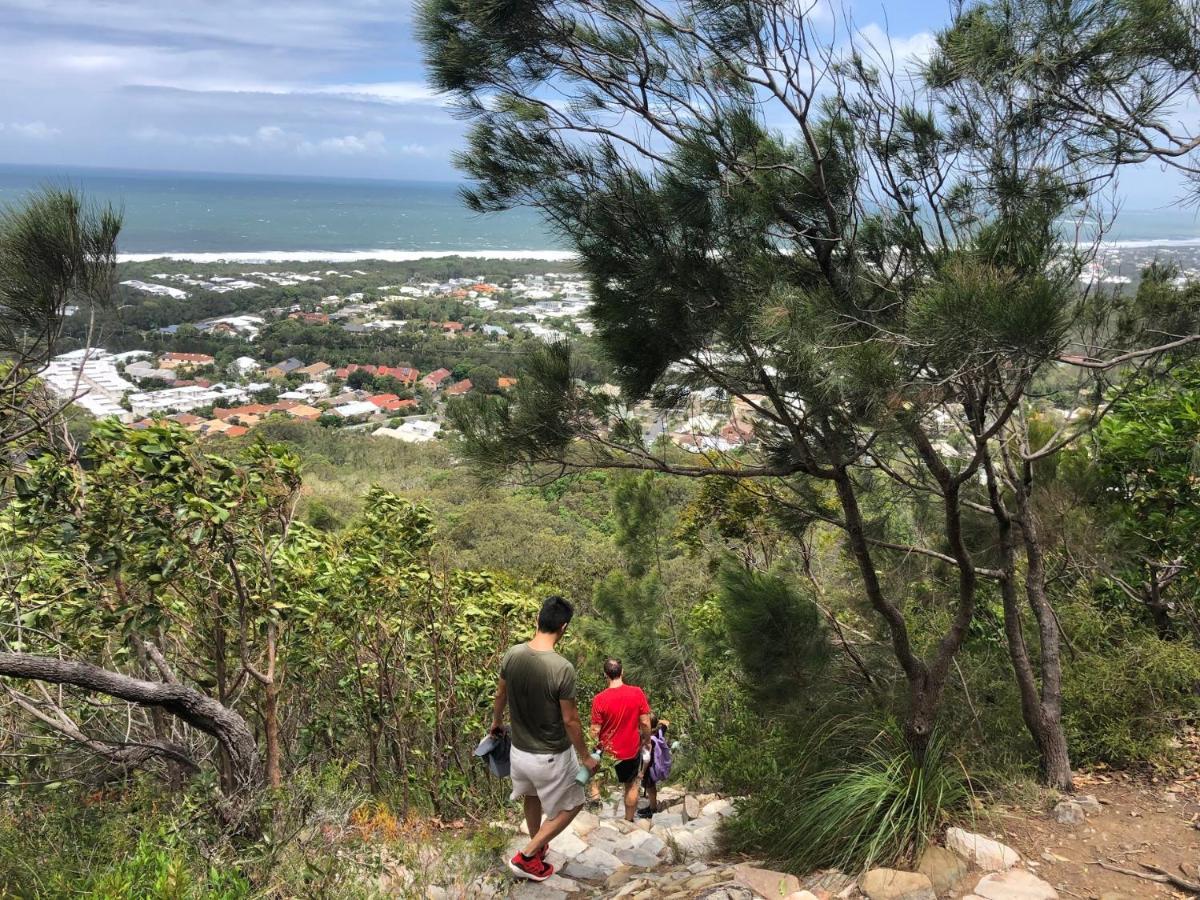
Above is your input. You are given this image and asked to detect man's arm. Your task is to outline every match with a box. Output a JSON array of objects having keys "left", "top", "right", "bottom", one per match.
[
  {"left": 561, "top": 698, "right": 600, "bottom": 772},
  {"left": 489, "top": 677, "right": 508, "bottom": 734},
  {"left": 638, "top": 713, "right": 653, "bottom": 750}
]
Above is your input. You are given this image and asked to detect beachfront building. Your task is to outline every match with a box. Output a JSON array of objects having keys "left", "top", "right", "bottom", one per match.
[
  {"left": 128, "top": 384, "right": 248, "bottom": 418},
  {"left": 39, "top": 349, "right": 137, "bottom": 421}
]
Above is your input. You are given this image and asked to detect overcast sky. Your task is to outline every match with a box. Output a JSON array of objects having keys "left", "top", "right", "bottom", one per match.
[{"left": 0, "top": 0, "right": 1191, "bottom": 205}]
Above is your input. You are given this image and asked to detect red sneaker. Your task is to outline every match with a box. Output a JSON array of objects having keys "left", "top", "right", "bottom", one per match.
[{"left": 508, "top": 851, "right": 555, "bottom": 882}]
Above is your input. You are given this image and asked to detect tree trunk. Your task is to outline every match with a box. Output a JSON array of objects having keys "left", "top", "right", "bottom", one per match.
[
  {"left": 1013, "top": 469, "right": 1074, "bottom": 792},
  {"left": 0, "top": 652, "right": 263, "bottom": 817},
  {"left": 262, "top": 623, "right": 282, "bottom": 789}
]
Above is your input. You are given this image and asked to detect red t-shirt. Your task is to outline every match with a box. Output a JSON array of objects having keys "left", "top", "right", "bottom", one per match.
[{"left": 591, "top": 684, "right": 651, "bottom": 761}]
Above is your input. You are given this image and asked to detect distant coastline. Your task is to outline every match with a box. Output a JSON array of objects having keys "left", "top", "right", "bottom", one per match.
[{"left": 118, "top": 249, "right": 578, "bottom": 264}]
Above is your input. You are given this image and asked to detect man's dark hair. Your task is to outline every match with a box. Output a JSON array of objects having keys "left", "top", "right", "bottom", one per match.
[
  {"left": 603, "top": 658, "right": 622, "bottom": 679},
  {"left": 537, "top": 595, "right": 574, "bottom": 633}
]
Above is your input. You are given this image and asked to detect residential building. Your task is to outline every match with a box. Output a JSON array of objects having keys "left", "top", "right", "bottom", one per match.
[
  {"left": 375, "top": 419, "right": 441, "bottom": 443},
  {"left": 160, "top": 352, "right": 216, "bottom": 370},
  {"left": 444, "top": 379, "right": 473, "bottom": 397},
  {"left": 420, "top": 368, "right": 452, "bottom": 391},
  {"left": 264, "top": 358, "right": 305, "bottom": 379},
  {"left": 296, "top": 361, "right": 332, "bottom": 379}
]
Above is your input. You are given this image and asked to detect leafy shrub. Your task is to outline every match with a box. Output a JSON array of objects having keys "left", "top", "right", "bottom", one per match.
[
  {"left": 1061, "top": 602, "right": 1200, "bottom": 765},
  {"left": 724, "top": 718, "right": 969, "bottom": 872}
]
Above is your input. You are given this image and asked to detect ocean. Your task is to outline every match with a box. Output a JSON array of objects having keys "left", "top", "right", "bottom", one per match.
[
  {"left": 1, "top": 163, "right": 1199, "bottom": 259},
  {"left": 0, "top": 164, "right": 563, "bottom": 258}
]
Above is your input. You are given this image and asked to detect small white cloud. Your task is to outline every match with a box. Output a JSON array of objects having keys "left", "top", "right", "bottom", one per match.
[
  {"left": 397, "top": 143, "right": 430, "bottom": 157},
  {"left": 134, "top": 122, "right": 391, "bottom": 157},
  {"left": 853, "top": 24, "right": 936, "bottom": 71},
  {"left": 299, "top": 130, "right": 387, "bottom": 156},
  {"left": 1, "top": 121, "right": 61, "bottom": 140}
]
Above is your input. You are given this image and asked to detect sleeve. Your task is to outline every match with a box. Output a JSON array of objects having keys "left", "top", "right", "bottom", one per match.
[
  {"left": 558, "top": 661, "right": 577, "bottom": 701},
  {"left": 590, "top": 696, "right": 603, "bottom": 726},
  {"left": 638, "top": 688, "right": 650, "bottom": 715},
  {"left": 499, "top": 646, "right": 512, "bottom": 680}
]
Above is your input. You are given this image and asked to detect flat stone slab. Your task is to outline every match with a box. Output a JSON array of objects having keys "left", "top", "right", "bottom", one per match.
[
  {"left": 972, "top": 868, "right": 1058, "bottom": 900},
  {"left": 916, "top": 844, "right": 970, "bottom": 894},
  {"left": 616, "top": 848, "right": 663, "bottom": 869},
  {"left": 562, "top": 845, "right": 623, "bottom": 881},
  {"left": 859, "top": 868, "right": 936, "bottom": 900},
  {"left": 732, "top": 863, "right": 802, "bottom": 897},
  {"left": 946, "top": 827, "right": 1021, "bottom": 871},
  {"left": 548, "top": 829, "right": 589, "bottom": 859}
]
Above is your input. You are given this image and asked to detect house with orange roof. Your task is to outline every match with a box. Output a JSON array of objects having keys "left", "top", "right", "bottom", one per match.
[
  {"left": 444, "top": 379, "right": 473, "bottom": 397},
  {"left": 498, "top": 376, "right": 518, "bottom": 390},
  {"left": 296, "top": 361, "right": 332, "bottom": 379},
  {"left": 160, "top": 351, "right": 215, "bottom": 370},
  {"left": 288, "top": 311, "right": 329, "bottom": 325},
  {"left": 368, "top": 394, "right": 419, "bottom": 412},
  {"left": 420, "top": 368, "right": 452, "bottom": 391},
  {"left": 224, "top": 425, "right": 250, "bottom": 438}
]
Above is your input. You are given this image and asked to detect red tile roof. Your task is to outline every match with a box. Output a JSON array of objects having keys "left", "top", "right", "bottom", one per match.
[{"left": 444, "top": 379, "right": 473, "bottom": 396}]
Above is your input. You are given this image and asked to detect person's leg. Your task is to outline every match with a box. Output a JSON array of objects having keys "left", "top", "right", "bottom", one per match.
[
  {"left": 522, "top": 794, "right": 543, "bottom": 842},
  {"left": 622, "top": 777, "right": 639, "bottom": 820},
  {"left": 645, "top": 780, "right": 658, "bottom": 812},
  {"left": 521, "top": 803, "right": 582, "bottom": 857}
]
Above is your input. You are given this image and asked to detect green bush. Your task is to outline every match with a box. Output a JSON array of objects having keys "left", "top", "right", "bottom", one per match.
[
  {"left": 1061, "top": 602, "right": 1200, "bottom": 765},
  {"left": 724, "top": 718, "right": 969, "bottom": 872}
]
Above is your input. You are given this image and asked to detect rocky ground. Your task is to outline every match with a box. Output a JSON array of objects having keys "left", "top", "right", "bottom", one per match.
[{"left": 386, "top": 770, "right": 1200, "bottom": 900}]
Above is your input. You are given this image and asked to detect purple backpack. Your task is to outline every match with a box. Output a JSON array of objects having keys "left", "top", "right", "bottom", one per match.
[{"left": 647, "top": 729, "right": 672, "bottom": 784}]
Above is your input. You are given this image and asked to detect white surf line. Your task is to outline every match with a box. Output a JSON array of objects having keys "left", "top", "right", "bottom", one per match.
[{"left": 118, "top": 249, "right": 579, "bottom": 264}]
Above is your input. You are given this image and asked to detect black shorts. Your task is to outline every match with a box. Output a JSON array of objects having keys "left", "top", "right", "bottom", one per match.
[{"left": 613, "top": 755, "right": 641, "bottom": 783}]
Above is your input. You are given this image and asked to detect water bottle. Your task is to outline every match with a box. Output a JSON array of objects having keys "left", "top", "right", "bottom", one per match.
[{"left": 576, "top": 750, "right": 601, "bottom": 784}]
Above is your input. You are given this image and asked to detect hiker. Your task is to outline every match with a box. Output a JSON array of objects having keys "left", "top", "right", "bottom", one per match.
[
  {"left": 640, "top": 716, "right": 672, "bottom": 818},
  {"left": 589, "top": 657, "right": 652, "bottom": 822},
  {"left": 488, "top": 595, "right": 599, "bottom": 883}
]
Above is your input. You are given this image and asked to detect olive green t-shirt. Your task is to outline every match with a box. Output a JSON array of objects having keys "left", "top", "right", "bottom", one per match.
[{"left": 501, "top": 643, "right": 577, "bottom": 754}]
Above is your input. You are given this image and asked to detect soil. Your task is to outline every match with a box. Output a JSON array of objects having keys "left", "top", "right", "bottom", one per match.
[{"left": 965, "top": 766, "right": 1200, "bottom": 899}]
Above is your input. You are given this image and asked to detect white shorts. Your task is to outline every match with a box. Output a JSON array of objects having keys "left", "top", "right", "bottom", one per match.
[{"left": 509, "top": 745, "right": 586, "bottom": 819}]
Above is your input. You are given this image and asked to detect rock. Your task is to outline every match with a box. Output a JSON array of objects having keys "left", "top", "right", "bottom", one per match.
[
  {"left": 626, "top": 831, "right": 666, "bottom": 858},
  {"left": 616, "top": 848, "right": 662, "bottom": 869},
  {"left": 682, "top": 872, "right": 725, "bottom": 891},
  {"left": 511, "top": 883, "right": 570, "bottom": 900},
  {"left": 670, "top": 823, "right": 719, "bottom": 860},
  {"left": 548, "top": 829, "right": 589, "bottom": 859},
  {"left": 1052, "top": 801, "right": 1084, "bottom": 826},
  {"left": 540, "top": 875, "right": 583, "bottom": 894},
  {"left": 916, "top": 845, "right": 970, "bottom": 894},
  {"left": 1074, "top": 794, "right": 1102, "bottom": 815},
  {"left": 571, "top": 810, "right": 600, "bottom": 837},
  {"left": 612, "top": 819, "right": 639, "bottom": 834},
  {"left": 654, "top": 813, "right": 685, "bottom": 829},
  {"left": 562, "top": 846, "right": 623, "bottom": 881},
  {"left": 606, "top": 866, "right": 635, "bottom": 890},
  {"left": 785, "top": 893, "right": 821, "bottom": 900},
  {"left": 859, "top": 868, "right": 936, "bottom": 900},
  {"left": 972, "top": 869, "right": 1058, "bottom": 900},
  {"left": 612, "top": 880, "right": 648, "bottom": 898},
  {"left": 702, "top": 798, "right": 735, "bottom": 818},
  {"left": 635, "top": 818, "right": 653, "bottom": 832},
  {"left": 684, "top": 795, "right": 703, "bottom": 820},
  {"left": 425, "top": 887, "right": 448, "bottom": 899},
  {"left": 688, "top": 862, "right": 711, "bottom": 874},
  {"left": 1097, "top": 893, "right": 1133, "bottom": 900},
  {"left": 945, "top": 827, "right": 1021, "bottom": 871},
  {"left": 733, "top": 863, "right": 802, "bottom": 897}
]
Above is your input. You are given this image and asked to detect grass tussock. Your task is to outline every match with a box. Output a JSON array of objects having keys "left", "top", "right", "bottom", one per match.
[{"left": 724, "top": 717, "right": 969, "bottom": 873}]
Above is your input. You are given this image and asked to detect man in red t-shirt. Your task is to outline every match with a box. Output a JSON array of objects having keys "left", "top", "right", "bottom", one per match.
[{"left": 589, "top": 658, "right": 653, "bottom": 821}]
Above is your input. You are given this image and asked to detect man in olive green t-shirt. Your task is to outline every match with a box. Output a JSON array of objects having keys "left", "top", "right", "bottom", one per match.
[{"left": 489, "top": 595, "right": 598, "bottom": 882}]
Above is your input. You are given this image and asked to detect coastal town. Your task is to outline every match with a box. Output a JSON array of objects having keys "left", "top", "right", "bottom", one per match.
[{"left": 42, "top": 261, "right": 765, "bottom": 454}]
